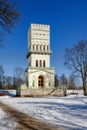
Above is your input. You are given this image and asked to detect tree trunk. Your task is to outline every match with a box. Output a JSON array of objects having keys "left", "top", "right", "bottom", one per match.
[{"left": 83, "top": 78, "right": 87, "bottom": 96}]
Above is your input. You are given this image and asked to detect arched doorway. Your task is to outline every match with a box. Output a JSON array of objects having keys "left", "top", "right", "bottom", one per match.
[{"left": 38, "top": 76, "right": 44, "bottom": 88}]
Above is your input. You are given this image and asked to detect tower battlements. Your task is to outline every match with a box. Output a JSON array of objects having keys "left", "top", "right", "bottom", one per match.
[
  {"left": 30, "top": 23, "right": 50, "bottom": 31},
  {"left": 28, "top": 23, "right": 50, "bottom": 50}
]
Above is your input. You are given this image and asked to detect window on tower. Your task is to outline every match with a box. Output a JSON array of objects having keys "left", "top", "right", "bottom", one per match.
[
  {"left": 36, "top": 45, "right": 38, "bottom": 50},
  {"left": 47, "top": 45, "right": 49, "bottom": 50},
  {"left": 43, "top": 60, "right": 45, "bottom": 67},
  {"left": 33, "top": 45, "right": 34, "bottom": 50},
  {"left": 36, "top": 60, "right": 38, "bottom": 67},
  {"left": 40, "top": 60, "right": 42, "bottom": 67},
  {"left": 40, "top": 45, "right": 42, "bottom": 51},
  {"left": 43, "top": 46, "right": 45, "bottom": 51}
]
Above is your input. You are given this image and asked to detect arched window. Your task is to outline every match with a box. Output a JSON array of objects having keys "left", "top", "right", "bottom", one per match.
[
  {"left": 38, "top": 76, "right": 44, "bottom": 88},
  {"left": 43, "top": 60, "right": 45, "bottom": 67},
  {"left": 40, "top": 60, "right": 42, "bottom": 67},
  {"left": 36, "top": 60, "right": 38, "bottom": 67}
]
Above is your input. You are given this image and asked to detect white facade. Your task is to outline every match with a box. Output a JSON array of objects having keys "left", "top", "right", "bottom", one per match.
[{"left": 25, "top": 23, "right": 55, "bottom": 89}]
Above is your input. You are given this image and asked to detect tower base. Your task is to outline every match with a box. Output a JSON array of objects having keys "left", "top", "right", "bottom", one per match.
[{"left": 25, "top": 67, "right": 55, "bottom": 89}]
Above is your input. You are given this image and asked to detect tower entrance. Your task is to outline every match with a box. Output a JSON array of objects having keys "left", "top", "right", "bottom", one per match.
[{"left": 38, "top": 76, "right": 44, "bottom": 88}]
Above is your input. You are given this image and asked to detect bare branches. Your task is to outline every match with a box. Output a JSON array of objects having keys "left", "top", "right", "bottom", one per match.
[
  {"left": 0, "top": 0, "right": 20, "bottom": 47},
  {"left": 14, "top": 67, "right": 24, "bottom": 87},
  {"left": 64, "top": 40, "right": 87, "bottom": 95},
  {"left": 0, "top": 0, "right": 20, "bottom": 33},
  {"left": 59, "top": 73, "right": 68, "bottom": 86}
]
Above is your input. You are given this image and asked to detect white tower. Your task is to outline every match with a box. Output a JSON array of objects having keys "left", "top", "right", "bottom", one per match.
[{"left": 25, "top": 23, "right": 55, "bottom": 89}]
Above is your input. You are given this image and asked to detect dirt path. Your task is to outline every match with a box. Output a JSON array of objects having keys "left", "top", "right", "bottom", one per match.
[{"left": 0, "top": 101, "right": 62, "bottom": 130}]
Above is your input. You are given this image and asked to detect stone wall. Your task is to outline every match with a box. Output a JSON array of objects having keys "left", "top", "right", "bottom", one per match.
[{"left": 20, "top": 88, "right": 63, "bottom": 97}]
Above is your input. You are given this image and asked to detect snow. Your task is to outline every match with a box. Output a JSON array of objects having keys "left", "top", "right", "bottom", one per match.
[
  {"left": 0, "top": 90, "right": 87, "bottom": 130},
  {"left": 0, "top": 108, "right": 17, "bottom": 130}
]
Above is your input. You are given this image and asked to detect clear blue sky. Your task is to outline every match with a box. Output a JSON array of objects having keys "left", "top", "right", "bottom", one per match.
[{"left": 0, "top": 0, "right": 87, "bottom": 78}]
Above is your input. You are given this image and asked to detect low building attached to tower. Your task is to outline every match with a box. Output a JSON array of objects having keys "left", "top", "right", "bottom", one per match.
[{"left": 25, "top": 23, "right": 55, "bottom": 89}]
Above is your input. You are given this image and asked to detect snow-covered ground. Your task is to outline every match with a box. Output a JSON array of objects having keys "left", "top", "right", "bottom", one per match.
[
  {"left": 0, "top": 108, "right": 17, "bottom": 130},
  {"left": 0, "top": 90, "right": 87, "bottom": 130}
]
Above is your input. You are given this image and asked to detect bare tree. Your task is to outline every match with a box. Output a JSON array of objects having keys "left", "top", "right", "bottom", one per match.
[
  {"left": 14, "top": 67, "right": 24, "bottom": 88},
  {"left": 5, "top": 76, "right": 12, "bottom": 89},
  {"left": 59, "top": 73, "right": 68, "bottom": 86},
  {"left": 0, "top": 64, "right": 4, "bottom": 88},
  {"left": 68, "top": 75, "right": 76, "bottom": 93},
  {"left": 64, "top": 40, "right": 87, "bottom": 96},
  {"left": 59, "top": 73, "right": 68, "bottom": 96},
  {"left": 0, "top": 0, "right": 20, "bottom": 46},
  {"left": 55, "top": 74, "right": 59, "bottom": 88}
]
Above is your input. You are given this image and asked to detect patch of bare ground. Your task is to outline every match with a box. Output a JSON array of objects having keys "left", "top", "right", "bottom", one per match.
[{"left": 0, "top": 101, "right": 63, "bottom": 130}]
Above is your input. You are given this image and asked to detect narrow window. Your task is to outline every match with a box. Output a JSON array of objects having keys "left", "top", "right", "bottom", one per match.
[
  {"left": 33, "top": 45, "right": 34, "bottom": 50},
  {"left": 36, "top": 45, "right": 38, "bottom": 50},
  {"left": 40, "top": 45, "right": 42, "bottom": 50},
  {"left": 47, "top": 45, "right": 49, "bottom": 50},
  {"left": 43, "top": 46, "right": 45, "bottom": 51},
  {"left": 40, "top": 60, "right": 42, "bottom": 67},
  {"left": 43, "top": 60, "right": 45, "bottom": 67},
  {"left": 36, "top": 60, "right": 38, "bottom": 67}
]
